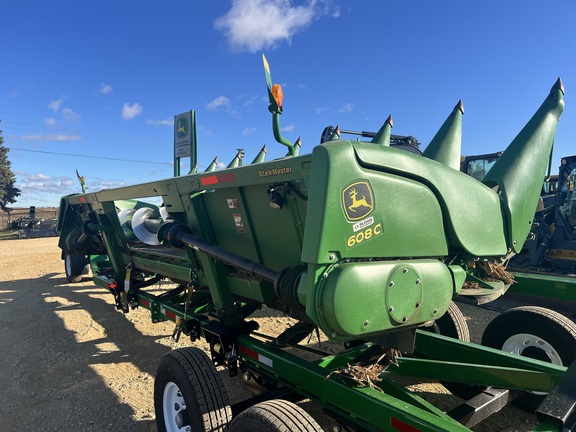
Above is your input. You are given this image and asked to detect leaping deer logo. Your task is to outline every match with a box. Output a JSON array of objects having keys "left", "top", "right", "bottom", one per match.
[
  {"left": 348, "top": 188, "right": 373, "bottom": 213},
  {"left": 342, "top": 181, "right": 374, "bottom": 221},
  {"left": 177, "top": 118, "right": 188, "bottom": 138}
]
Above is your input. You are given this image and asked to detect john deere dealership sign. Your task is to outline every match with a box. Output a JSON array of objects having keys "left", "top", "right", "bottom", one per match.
[{"left": 174, "top": 112, "right": 192, "bottom": 158}]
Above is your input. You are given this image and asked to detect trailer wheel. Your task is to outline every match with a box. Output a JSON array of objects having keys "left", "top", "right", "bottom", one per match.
[
  {"left": 482, "top": 306, "right": 576, "bottom": 367},
  {"left": 154, "top": 347, "right": 231, "bottom": 432},
  {"left": 229, "top": 399, "right": 322, "bottom": 432},
  {"left": 64, "top": 254, "right": 89, "bottom": 283},
  {"left": 426, "top": 301, "right": 470, "bottom": 341},
  {"left": 482, "top": 306, "right": 576, "bottom": 409},
  {"left": 423, "top": 301, "right": 482, "bottom": 399}
]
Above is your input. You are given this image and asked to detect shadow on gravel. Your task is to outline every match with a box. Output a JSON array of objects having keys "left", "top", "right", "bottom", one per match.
[{"left": 0, "top": 273, "right": 159, "bottom": 432}]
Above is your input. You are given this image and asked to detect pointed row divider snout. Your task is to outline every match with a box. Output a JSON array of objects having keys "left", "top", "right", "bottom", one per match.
[
  {"left": 204, "top": 157, "right": 218, "bottom": 172},
  {"left": 252, "top": 145, "right": 267, "bottom": 164},
  {"left": 371, "top": 115, "right": 393, "bottom": 146},
  {"left": 227, "top": 149, "right": 245, "bottom": 168},
  {"left": 422, "top": 100, "right": 464, "bottom": 170},
  {"left": 482, "top": 78, "right": 565, "bottom": 253}
]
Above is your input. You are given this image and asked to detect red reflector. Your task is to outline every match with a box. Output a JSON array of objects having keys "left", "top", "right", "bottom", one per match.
[
  {"left": 165, "top": 310, "right": 177, "bottom": 320},
  {"left": 238, "top": 345, "right": 259, "bottom": 361},
  {"left": 218, "top": 173, "right": 236, "bottom": 183},
  {"left": 200, "top": 173, "right": 236, "bottom": 186},
  {"left": 80, "top": 197, "right": 86, "bottom": 202},
  {"left": 201, "top": 175, "right": 218, "bottom": 186},
  {"left": 391, "top": 417, "right": 421, "bottom": 432},
  {"left": 140, "top": 299, "right": 150, "bottom": 307}
]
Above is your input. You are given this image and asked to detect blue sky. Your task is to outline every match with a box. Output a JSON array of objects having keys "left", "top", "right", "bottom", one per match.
[{"left": 2, "top": 1, "right": 576, "bottom": 207}]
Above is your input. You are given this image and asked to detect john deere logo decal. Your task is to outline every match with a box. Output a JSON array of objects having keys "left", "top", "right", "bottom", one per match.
[
  {"left": 176, "top": 117, "right": 188, "bottom": 139},
  {"left": 342, "top": 181, "right": 374, "bottom": 221}
]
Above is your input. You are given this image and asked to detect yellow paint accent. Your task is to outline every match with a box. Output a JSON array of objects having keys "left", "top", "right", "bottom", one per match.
[{"left": 262, "top": 53, "right": 270, "bottom": 74}]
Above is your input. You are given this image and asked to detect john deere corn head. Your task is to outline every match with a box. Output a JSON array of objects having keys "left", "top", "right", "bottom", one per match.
[{"left": 57, "top": 56, "right": 576, "bottom": 431}]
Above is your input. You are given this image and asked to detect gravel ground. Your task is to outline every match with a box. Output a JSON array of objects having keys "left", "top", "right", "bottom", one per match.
[{"left": 0, "top": 237, "right": 567, "bottom": 431}]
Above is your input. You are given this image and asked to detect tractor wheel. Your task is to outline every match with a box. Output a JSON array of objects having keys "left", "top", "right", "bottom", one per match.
[
  {"left": 64, "top": 253, "right": 89, "bottom": 283},
  {"left": 154, "top": 347, "right": 231, "bottom": 432},
  {"left": 229, "top": 399, "right": 322, "bottom": 432},
  {"left": 482, "top": 306, "right": 576, "bottom": 410}
]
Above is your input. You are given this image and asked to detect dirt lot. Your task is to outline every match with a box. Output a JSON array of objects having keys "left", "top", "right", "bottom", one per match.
[{"left": 0, "top": 237, "right": 563, "bottom": 431}]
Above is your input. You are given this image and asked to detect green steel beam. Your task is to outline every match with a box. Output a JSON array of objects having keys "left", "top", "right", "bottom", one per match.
[
  {"left": 388, "top": 357, "right": 560, "bottom": 393},
  {"left": 509, "top": 271, "right": 576, "bottom": 302},
  {"left": 414, "top": 331, "right": 566, "bottom": 376},
  {"left": 237, "top": 335, "right": 469, "bottom": 432}
]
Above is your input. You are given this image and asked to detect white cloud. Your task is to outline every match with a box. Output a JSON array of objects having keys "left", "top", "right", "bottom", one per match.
[
  {"left": 214, "top": 0, "right": 335, "bottom": 52},
  {"left": 16, "top": 173, "right": 75, "bottom": 194},
  {"left": 62, "top": 108, "right": 81, "bottom": 122},
  {"left": 122, "top": 102, "right": 143, "bottom": 120},
  {"left": 242, "top": 127, "right": 256, "bottom": 136},
  {"left": 99, "top": 83, "right": 113, "bottom": 94},
  {"left": 147, "top": 118, "right": 173, "bottom": 126},
  {"left": 31, "top": 173, "right": 51, "bottom": 180},
  {"left": 44, "top": 117, "right": 56, "bottom": 126},
  {"left": 206, "top": 96, "right": 241, "bottom": 118},
  {"left": 338, "top": 103, "right": 355, "bottom": 114},
  {"left": 240, "top": 94, "right": 259, "bottom": 107},
  {"left": 48, "top": 97, "right": 65, "bottom": 112},
  {"left": 21, "top": 133, "right": 81, "bottom": 142},
  {"left": 281, "top": 124, "right": 295, "bottom": 132},
  {"left": 16, "top": 172, "right": 125, "bottom": 196},
  {"left": 207, "top": 96, "right": 232, "bottom": 111}
]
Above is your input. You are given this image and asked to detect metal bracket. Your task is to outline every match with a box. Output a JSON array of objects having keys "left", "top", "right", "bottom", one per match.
[
  {"left": 447, "top": 388, "right": 511, "bottom": 427},
  {"left": 537, "top": 360, "right": 576, "bottom": 430}
]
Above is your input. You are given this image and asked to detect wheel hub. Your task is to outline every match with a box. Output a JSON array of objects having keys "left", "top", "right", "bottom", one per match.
[
  {"left": 163, "top": 381, "right": 189, "bottom": 432},
  {"left": 502, "top": 333, "right": 562, "bottom": 365}
]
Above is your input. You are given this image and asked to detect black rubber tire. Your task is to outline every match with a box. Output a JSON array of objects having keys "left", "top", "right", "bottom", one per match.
[
  {"left": 482, "top": 306, "right": 576, "bottom": 410},
  {"left": 423, "top": 301, "right": 481, "bottom": 399},
  {"left": 64, "top": 253, "right": 89, "bottom": 283},
  {"left": 154, "top": 347, "right": 231, "bottom": 432},
  {"left": 482, "top": 306, "right": 576, "bottom": 366},
  {"left": 426, "top": 301, "right": 470, "bottom": 342},
  {"left": 229, "top": 399, "right": 322, "bottom": 432}
]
